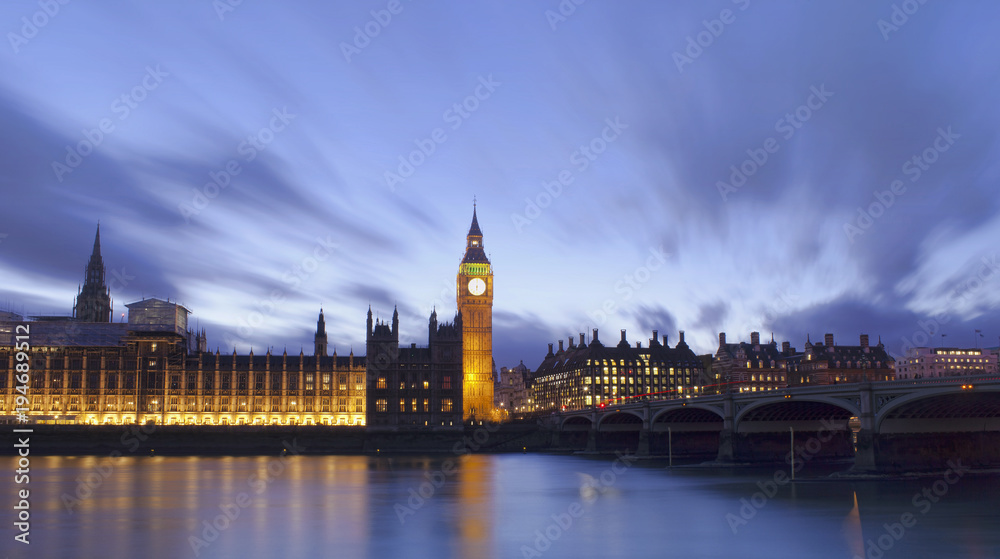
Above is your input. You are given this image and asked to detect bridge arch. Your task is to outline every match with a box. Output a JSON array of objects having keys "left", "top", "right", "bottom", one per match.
[
  {"left": 597, "top": 410, "right": 644, "bottom": 429},
  {"left": 876, "top": 386, "right": 1000, "bottom": 434},
  {"left": 651, "top": 405, "right": 724, "bottom": 425},
  {"left": 735, "top": 396, "right": 859, "bottom": 426},
  {"left": 560, "top": 415, "right": 594, "bottom": 430}
]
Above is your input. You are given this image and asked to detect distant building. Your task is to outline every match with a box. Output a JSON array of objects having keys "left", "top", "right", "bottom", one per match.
[
  {"left": 786, "top": 333, "right": 894, "bottom": 385},
  {"left": 365, "top": 307, "right": 464, "bottom": 430},
  {"left": 73, "top": 225, "right": 113, "bottom": 323},
  {"left": 494, "top": 361, "right": 532, "bottom": 419},
  {"left": 895, "top": 347, "right": 997, "bottom": 379},
  {"left": 713, "top": 332, "right": 794, "bottom": 394},
  {"left": 531, "top": 328, "right": 707, "bottom": 413}
]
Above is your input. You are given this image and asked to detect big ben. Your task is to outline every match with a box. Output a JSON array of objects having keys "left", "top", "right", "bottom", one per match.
[{"left": 457, "top": 204, "right": 494, "bottom": 421}]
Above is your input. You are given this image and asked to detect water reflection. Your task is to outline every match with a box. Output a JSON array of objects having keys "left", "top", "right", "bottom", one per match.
[
  {"left": 457, "top": 455, "right": 494, "bottom": 559},
  {"left": 3, "top": 455, "right": 1000, "bottom": 559}
]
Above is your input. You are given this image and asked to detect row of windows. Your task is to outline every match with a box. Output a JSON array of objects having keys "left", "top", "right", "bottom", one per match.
[
  {"left": 373, "top": 398, "right": 453, "bottom": 413},
  {"left": 3, "top": 371, "right": 366, "bottom": 393},
  {"left": 373, "top": 376, "right": 452, "bottom": 390},
  {"left": 3, "top": 395, "right": 365, "bottom": 414},
  {"left": 540, "top": 366, "right": 699, "bottom": 382}
]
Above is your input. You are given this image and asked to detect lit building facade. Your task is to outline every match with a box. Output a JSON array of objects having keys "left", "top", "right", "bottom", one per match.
[
  {"left": 456, "top": 205, "right": 495, "bottom": 421},
  {"left": 713, "top": 332, "right": 792, "bottom": 394},
  {"left": 0, "top": 229, "right": 369, "bottom": 425},
  {"left": 894, "top": 347, "right": 997, "bottom": 379},
  {"left": 531, "top": 329, "right": 707, "bottom": 413},
  {"left": 0, "top": 301, "right": 367, "bottom": 425},
  {"left": 786, "top": 333, "right": 894, "bottom": 385}
]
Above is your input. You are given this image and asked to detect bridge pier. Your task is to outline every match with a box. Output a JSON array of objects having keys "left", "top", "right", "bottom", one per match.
[
  {"left": 585, "top": 427, "right": 597, "bottom": 453},
  {"left": 716, "top": 394, "right": 736, "bottom": 463},
  {"left": 637, "top": 427, "right": 650, "bottom": 456},
  {"left": 852, "top": 383, "right": 878, "bottom": 472}
]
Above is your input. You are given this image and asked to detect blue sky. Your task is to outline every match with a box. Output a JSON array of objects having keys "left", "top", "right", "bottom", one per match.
[{"left": 2, "top": 0, "right": 1000, "bottom": 369}]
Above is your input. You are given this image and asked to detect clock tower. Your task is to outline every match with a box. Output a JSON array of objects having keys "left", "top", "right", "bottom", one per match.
[{"left": 457, "top": 204, "right": 494, "bottom": 421}]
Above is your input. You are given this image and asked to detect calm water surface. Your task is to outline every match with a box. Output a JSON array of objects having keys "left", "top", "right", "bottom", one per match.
[{"left": 4, "top": 454, "right": 999, "bottom": 559}]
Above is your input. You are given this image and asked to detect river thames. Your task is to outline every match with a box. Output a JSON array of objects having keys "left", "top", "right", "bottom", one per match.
[{"left": 4, "top": 453, "right": 999, "bottom": 559}]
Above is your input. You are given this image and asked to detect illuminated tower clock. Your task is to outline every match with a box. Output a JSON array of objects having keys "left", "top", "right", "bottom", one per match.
[{"left": 457, "top": 204, "right": 494, "bottom": 421}]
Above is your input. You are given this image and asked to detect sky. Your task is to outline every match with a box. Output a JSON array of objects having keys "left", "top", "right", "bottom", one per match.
[{"left": 2, "top": 0, "right": 1000, "bottom": 370}]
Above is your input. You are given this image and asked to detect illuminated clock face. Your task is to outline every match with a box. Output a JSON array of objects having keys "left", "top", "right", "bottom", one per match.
[{"left": 468, "top": 278, "right": 486, "bottom": 296}]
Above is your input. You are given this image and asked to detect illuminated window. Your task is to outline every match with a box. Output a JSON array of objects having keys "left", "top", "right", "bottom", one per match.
[
  {"left": 400, "top": 399, "right": 406, "bottom": 412},
  {"left": 442, "top": 398, "right": 453, "bottom": 413},
  {"left": 377, "top": 377, "right": 387, "bottom": 389},
  {"left": 376, "top": 399, "right": 387, "bottom": 413},
  {"left": 423, "top": 398, "right": 429, "bottom": 412},
  {"left": 442, "top": 376, "right": 452, "bottom": 389}
]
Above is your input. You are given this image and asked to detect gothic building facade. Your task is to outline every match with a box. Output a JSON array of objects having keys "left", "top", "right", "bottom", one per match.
[
  {"left": 364, "top": 307, "right": 464, "bottom": 429},
  {"left": 0, "top": 300, "right": 367, "bottom": 426},
  {"left": 0, "top": 225, "right": 368, "bottom": 426}
]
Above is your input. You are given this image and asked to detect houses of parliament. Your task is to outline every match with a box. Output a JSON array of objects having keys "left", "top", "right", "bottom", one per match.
[{"left": 0, "top": 209, "right": 494, "bottom": 427}]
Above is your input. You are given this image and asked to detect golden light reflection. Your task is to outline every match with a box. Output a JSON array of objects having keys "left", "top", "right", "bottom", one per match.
[
  {"left": 843, "top": 490, "right": 864, "bottom": 558},
  {"left": 458, "top": 454, "right": 495, "bottom": 558}
]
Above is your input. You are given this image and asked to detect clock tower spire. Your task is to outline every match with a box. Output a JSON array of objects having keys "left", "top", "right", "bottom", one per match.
[{"left": 457, "top": 203, "right": 494, "bottom": 421}]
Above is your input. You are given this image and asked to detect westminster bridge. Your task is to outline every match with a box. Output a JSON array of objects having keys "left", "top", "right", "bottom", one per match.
[{"left": 544, "top": 375, "right": 1000, "bottom": 472}]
